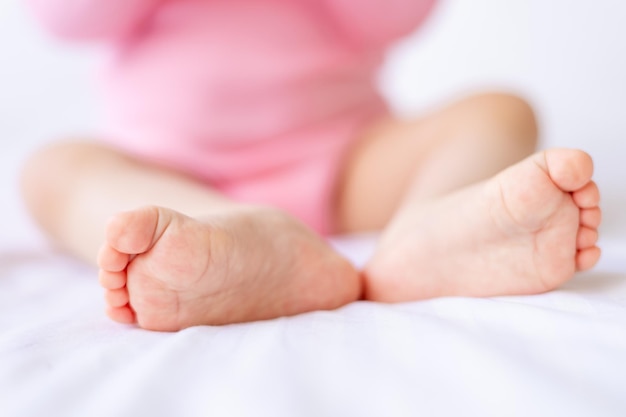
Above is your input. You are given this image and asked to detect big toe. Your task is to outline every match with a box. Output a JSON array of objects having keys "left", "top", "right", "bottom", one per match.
[
  {"left": 106, "top": 206, "right": 164, "bottom": 254},
  {"left": 542, "top": 149, "right": 594, "bottom": 192}
]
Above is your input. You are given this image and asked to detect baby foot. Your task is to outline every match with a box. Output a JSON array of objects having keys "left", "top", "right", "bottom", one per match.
[
  {"left": 97, "top": 206, "right": 360, "bottom": 331},
  {"left": 365, "top": 149, "right": 601, "bottom": 301}
]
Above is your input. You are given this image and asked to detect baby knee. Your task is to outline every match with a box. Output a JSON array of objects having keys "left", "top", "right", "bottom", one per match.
[
  {"left": 20, "top": 141, "right": 97, "bottom": 205},
  {"left": 486, "top": 92, "right": 537, "bottom": 127},
  {"left": 472, "top": 92, "right": 539, "bottom": 147}
]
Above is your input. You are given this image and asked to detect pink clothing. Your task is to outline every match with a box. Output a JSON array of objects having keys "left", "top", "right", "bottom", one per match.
[{"left": 27, "top": 0, "right": 436, "bottom": 234}]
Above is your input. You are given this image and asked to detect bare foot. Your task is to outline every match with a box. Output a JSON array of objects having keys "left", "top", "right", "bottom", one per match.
[
  {"left": 97, "top": 206, "right": 360, "bottom": 331},
  {"left": 365, "top": 149, "right": 602, "bottom": 301}
]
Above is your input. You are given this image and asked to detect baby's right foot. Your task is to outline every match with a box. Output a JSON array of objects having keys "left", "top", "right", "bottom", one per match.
[{"left": 97, "top": 206, "right": 360, "bottom": 331}]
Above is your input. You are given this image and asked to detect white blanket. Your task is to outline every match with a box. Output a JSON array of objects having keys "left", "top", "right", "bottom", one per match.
[{"left": 1, "top": 146, "right": 626, "bottom": 417}]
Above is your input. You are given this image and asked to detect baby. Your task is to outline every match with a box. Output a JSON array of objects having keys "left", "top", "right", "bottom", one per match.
[{"left": 22, "top": 0, "right": 601, "bottom": 331}]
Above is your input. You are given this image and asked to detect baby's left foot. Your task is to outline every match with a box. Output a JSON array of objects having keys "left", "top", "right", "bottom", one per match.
[{"left": 365, "top": 149, "right": 601, "bottom": 301}]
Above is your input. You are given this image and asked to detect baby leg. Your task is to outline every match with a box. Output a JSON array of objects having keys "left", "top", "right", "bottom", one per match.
[
  {"left": 337, "top": 92, "right": 539, "bottom": 232},
  {"left": 336, "top": 92, "right": 601, "bottom": 300},
  {"left": 21, "top": 141, "right": 360, "bottom": 330}
]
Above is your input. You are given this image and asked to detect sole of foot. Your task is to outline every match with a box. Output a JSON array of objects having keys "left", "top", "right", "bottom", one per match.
[
  {"left": 364, "top": 148, "right": 601, "bottom": 301},
  {"left": 98, "top": 206, "right": 361, "bottom": 331}
]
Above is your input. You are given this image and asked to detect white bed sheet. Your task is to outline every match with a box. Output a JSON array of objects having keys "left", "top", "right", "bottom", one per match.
[
  {"left": 1, "top": 148, "right": 626, "bottom": 417},
  {"left": 1, "top": 238, "right": 626, "bottom": 417}
]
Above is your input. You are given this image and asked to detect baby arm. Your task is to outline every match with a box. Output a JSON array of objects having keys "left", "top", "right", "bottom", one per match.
[
  {"left": 321, "top": 0, "right": 437, "bottom": 46},
  {"left": 25, "top": 0, "right": 163, "bottom": 41}
]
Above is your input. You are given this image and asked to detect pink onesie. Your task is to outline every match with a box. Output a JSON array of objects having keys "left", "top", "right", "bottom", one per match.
[{"left": 27, "top": 0, "right": 436, "bottom": 234}]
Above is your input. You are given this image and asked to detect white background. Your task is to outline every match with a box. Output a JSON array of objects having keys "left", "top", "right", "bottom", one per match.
[{"left": 1, "top": 0, "right": 625, "bottom": 240}]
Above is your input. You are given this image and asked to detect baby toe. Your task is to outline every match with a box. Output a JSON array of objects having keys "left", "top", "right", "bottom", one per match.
[
  {"left": 97, "top": 244, "right": 129, "bottom": 272},
  {"left": 105, "top": 288, "right": 130, "bottom": 308},
  {"left": 576, "top": 247, "right": 601, "bottom": 271},
  {"left": 544, "top": 149, "right": 594, "bottom": 192},
  {"left": 577, "top": 226, "right": 599, "bottom": 249},
  {"left": 580, "top": 207, "right": 602, "bottom": 228},
  {"left": 573, "top": 181, "right": 600, "bottom": 209},
  {"left": 105, "top": 207, "right": 163, "bottom": 255},
  {"left": 99, "top": 270, "right": 126, "bottom": 290},
  {"left": 106, "top": 305, "right": 136, "bottom": 324}
]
